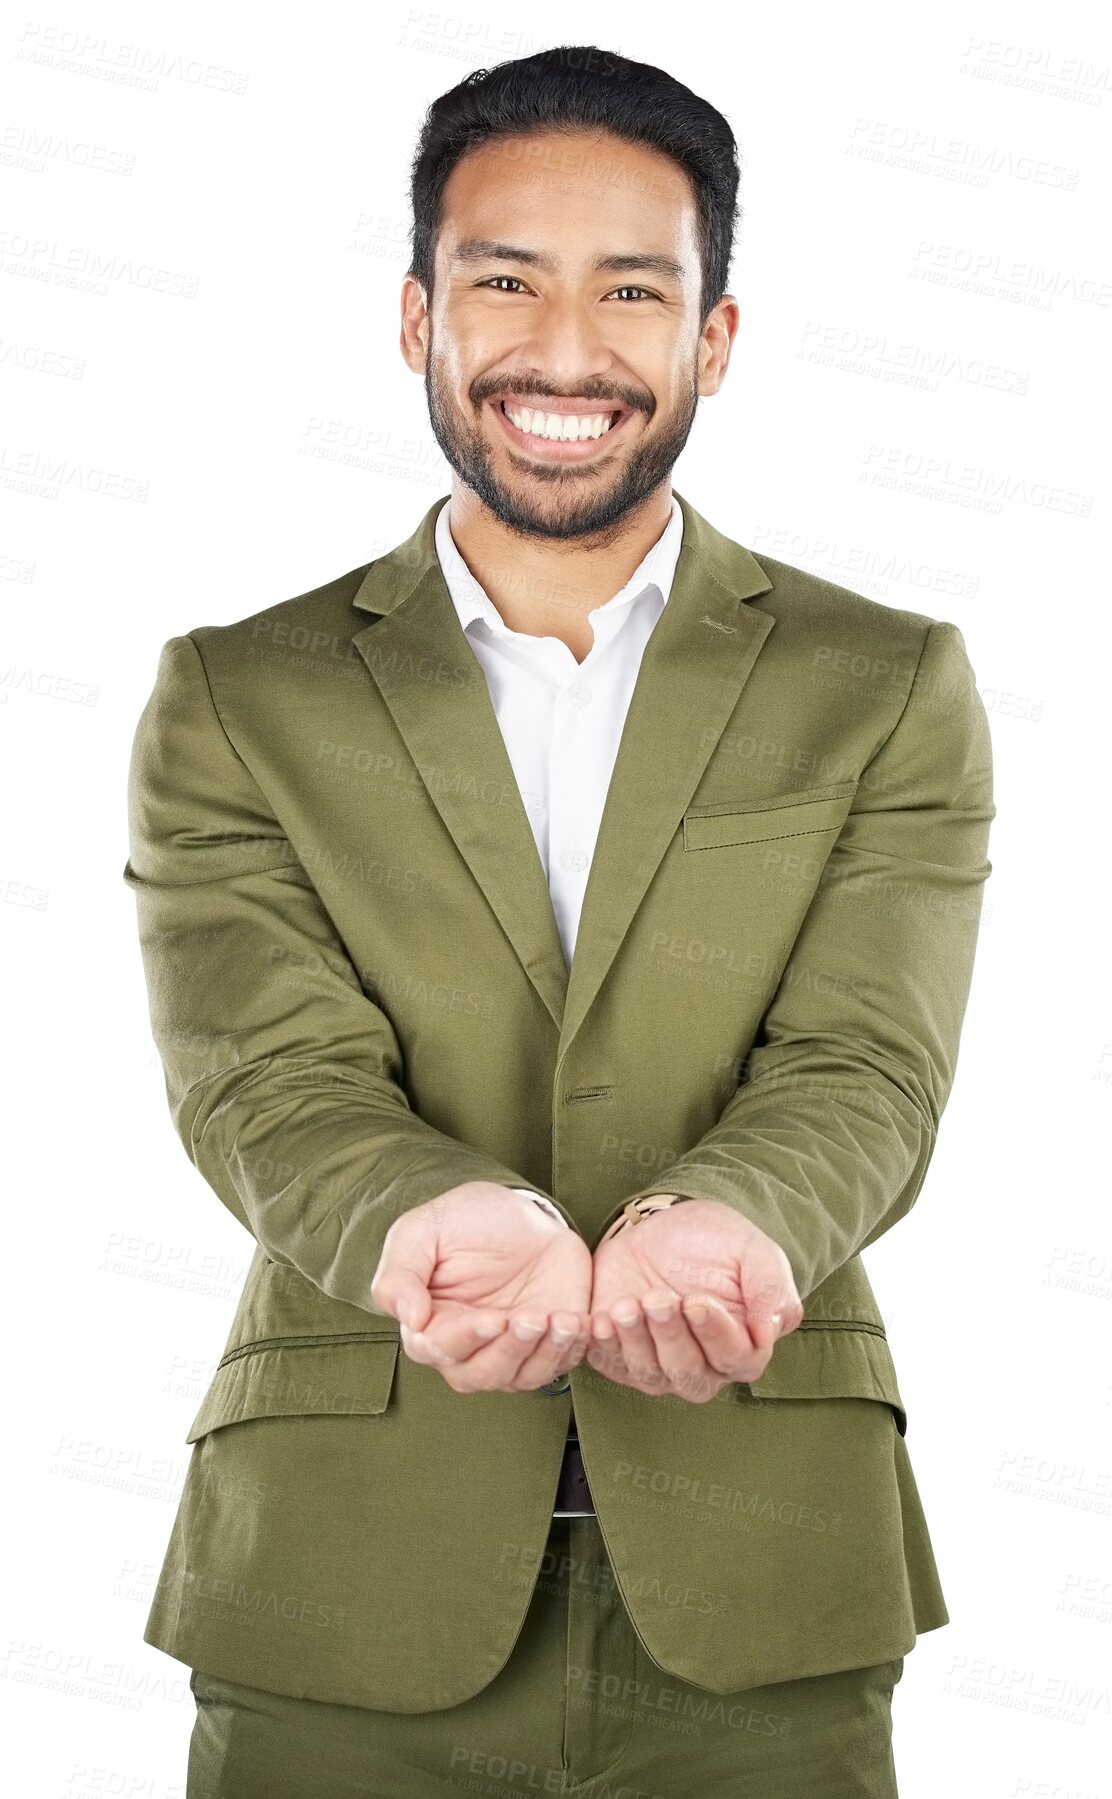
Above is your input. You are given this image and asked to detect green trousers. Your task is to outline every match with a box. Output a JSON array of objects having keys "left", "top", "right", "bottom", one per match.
[{"left": 186, "top": 1512, "right": 903, "bottom": 1797}]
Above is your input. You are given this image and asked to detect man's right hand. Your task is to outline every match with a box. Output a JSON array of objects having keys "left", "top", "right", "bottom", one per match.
[{"left": 369, "top": 1181, "right": 593, "bottom": 1394}]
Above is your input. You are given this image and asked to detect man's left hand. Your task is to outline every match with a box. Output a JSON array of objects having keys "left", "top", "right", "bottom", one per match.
[{"left": 587, "top": 1198, "right": 803, "bottom": 1402}]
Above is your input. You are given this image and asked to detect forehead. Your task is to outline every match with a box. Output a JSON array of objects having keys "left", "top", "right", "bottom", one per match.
[{"left": 438, "top": 129, "right": 698, "bottom": 268}]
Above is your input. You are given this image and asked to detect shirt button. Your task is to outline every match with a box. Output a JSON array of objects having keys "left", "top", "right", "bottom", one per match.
[
  {"left": 564, "top": 848, "right": 590, "bottom": 873},
  {"left": 566, "top": 685, "right": 592, "bottom": 707}
]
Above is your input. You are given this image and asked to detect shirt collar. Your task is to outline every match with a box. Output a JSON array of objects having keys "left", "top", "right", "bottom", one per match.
[{"left": 434, "top": 494, "right": 684, "bottom": 643}]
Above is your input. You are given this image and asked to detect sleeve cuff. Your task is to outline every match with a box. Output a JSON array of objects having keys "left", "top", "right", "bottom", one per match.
[{"left": 508, "top": 1187, "right": 570, "bottom": 1229}]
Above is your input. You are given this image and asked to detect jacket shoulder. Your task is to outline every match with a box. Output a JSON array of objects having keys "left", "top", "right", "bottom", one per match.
[
  {"left": 184, "top": 562, "right": 374, "bottom": 661},
  {"left": 748, "top": 548, "right": 942, "bottom": 646}
]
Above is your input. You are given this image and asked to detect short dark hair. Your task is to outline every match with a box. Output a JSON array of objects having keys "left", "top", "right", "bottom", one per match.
[{"left": 407, "top": 45, "right": 741, "bottom": 330}]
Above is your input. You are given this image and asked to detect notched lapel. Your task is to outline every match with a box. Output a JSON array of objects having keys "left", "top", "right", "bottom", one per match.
[
  {"left": 346, "top": 493, "right": 777, "bottom": 1055},
  {"left": 559, "top": 496, "right": 775, "bottom": 1059},
  {"left": 350, "top": 504, "right": 571, "bottom": 1033}
]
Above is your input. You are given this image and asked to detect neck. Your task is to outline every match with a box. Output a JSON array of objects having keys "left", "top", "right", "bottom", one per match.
[{"left": 445, "top": 483, "right": 674, "bottom": 643}]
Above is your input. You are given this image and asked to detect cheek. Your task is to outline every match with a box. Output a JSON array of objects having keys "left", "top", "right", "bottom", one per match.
[
  {"left": 429, "top": 316, "right": 487, "bottom": 389},
  {"left": 442, "top": 301, "right": 520, "bottom": 368},
  {"left": 638, "top": 351, "right": 696, "bottom": 417}
]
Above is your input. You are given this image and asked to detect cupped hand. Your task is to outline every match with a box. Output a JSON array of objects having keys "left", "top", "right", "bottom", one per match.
[
  {"left": 586, "top": 1198, "right": 803, "bottom": 1403},
  {"left": 369, "top": 1181, "right": 594, "bottom": 1393}
]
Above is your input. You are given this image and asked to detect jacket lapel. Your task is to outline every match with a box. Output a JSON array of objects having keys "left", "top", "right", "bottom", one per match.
[
  {"left": 349, "top": 491, "right": 776, "bottom": 1054},
  {"left": 350, "top": 508, "right": 572, "bottom": 1032},
  {"left": 558, "top": 496, "right": 776, "bottom": 1056}
]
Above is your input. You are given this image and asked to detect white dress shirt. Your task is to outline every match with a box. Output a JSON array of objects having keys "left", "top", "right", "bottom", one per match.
[{"left": 434, "top": 495, "right": 685, "bottom": 1231}]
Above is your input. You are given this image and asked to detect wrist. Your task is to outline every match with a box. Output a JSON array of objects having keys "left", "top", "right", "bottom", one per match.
[{"left": 597, "top": 1193, "right": 688, "bottom": 1247}]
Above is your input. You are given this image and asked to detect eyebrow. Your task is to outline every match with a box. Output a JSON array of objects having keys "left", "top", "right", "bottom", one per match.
[{"left": 452, "top": 239, "right": 686, "bottom": 283}]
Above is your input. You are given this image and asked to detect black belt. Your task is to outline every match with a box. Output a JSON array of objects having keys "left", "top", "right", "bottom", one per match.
[
  {"left": 536, "top": 1372, "right": 595, "bottom": 1518},
  {"left": 553, "top": 1432, "right": 594, "bottom": 1517}
]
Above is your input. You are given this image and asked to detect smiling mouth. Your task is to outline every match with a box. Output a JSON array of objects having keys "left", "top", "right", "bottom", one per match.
[{"left": 489, "top": 396, "right": 635, "bottom": 459}]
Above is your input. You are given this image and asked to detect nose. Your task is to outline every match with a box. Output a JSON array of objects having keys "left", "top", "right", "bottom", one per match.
[{"left": 512, "top": 289, "right": 619, "bottom": 401}]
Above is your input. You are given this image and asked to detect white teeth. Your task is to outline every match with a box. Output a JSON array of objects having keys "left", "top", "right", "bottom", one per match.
[{"left": 503, "top": 403, "right": 616, "bottom": 443}]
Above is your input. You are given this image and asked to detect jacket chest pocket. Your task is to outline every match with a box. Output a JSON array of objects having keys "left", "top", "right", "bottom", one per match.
[{"left": 683, "top": 779, "right": 858, "bottom": 852}]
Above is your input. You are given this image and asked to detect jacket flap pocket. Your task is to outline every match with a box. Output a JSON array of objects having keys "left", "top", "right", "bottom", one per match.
[
  {"left": 186, "top": 1336, "right": 399, "bottom": 1441},
  {"left": 684, "top": 780, "right": 858, "bottom": 852},
  {"left": 743, "top": 1326, "right": 907, "bottom": 1436}
]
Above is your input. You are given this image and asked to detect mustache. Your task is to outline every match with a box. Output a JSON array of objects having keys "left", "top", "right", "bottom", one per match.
[{"left": 476, "top": 382, "right": 650, "bottom": 415}]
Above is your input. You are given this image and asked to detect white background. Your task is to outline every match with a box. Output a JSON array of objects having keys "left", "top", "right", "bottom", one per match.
[{"left": 2, "top": 0, "right": 1110, "bottom": 1792}]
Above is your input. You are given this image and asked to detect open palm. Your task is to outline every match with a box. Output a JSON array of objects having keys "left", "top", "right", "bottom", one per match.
[
  {"left": 587, "top": 1199, "right": 801, "bottom": 1401},
  {"left": 370, "top": 1181, "right": 593, "bottom": 1391}
]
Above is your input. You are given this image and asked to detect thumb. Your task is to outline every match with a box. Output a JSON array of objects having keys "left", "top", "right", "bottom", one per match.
[
  {"left": 389, "top": 1271, "right": 432, "bottom": 1333},
  {"left": 370, "top": 1214, "right": 437, "bottom": 1331},
  {"left": 741, "top": 1262, "right": 801, "bottom": 1350}
]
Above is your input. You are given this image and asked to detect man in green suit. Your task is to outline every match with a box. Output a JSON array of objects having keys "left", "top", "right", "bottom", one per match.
[{"left": 124, "top": 44, "right": 994, "bottom": 1797}]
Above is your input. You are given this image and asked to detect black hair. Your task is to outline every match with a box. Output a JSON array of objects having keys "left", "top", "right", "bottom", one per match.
[{"left": 407, "top": 45, "right": 741, "bottom": 330}]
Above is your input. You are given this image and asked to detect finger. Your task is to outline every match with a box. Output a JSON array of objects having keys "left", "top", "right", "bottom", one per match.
[
  {"left": 586, "top": 1306, "right": 657, "bottom": 1390},
  {"left": 408, "top": 1308, "right": 510, "bottom": 1364},
  {"left": 585, "top": 1337, "right": 641, "bottom": 1391},
  {"left": 641, "top": 1293, "right": 722, "bottom": 1404},
  {"left": 413, "top": 1300, "right": 589, "bottom": 1389},
  {"left": 432, "top": 1314, "right": 568, "bottom": 1394},
  {"left": 502, "top": 1324, "right": 590, "bottom": 1393},
  {"left": 513, "top": 1320, "right": 593, "bottom": 1390},
  {"left": 584, "top": 1343, "right": 618, "bottom": 1385},
  {"left": 586, "top": 1345, "right": 668, "bottom": 1399},
  {"left": 681, "top": 1295, "right": 764, "bottom": 1380},
  {"left": 500, "top": 1308, "right": 592, "bottom": 1389},
  {"left": 588, "top": 1310, "right": 650, "bottom": 1389},
  {"left": 405, "top": 1288, "right": 558, "bottom": 1367},
  {"left": 399, "top": 1321, "right": 453, "bottom": 1369},
  {"left": 608, "top": 1299, "right": 670, "bottom": 1394}
]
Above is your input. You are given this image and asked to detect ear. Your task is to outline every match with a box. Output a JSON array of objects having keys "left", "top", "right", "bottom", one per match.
[
  {"left": 697, "top": 293, "right": 740, "bottom": 399},
  {"left": 399, "top": 274, "right": 430, "bottom": 374}
]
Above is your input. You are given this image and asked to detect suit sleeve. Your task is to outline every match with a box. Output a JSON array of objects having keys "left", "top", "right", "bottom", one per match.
[
  {"left": 602, "top": 619, "right": 995, "bottom": 1301},
  {"left": 123, "top": 633, "right": 577, "bottom": 1313}
]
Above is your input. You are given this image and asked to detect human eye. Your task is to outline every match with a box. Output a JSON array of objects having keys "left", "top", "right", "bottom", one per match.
[
  {"left": 607, "top": 285, "right": 657, "bottom": 302},
  {"left": 479, "top": 275, "right": 531, "bottom": 293}
]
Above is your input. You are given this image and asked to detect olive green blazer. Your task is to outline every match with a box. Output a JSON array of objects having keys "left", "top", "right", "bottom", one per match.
[{"left": 123, "top": 489, "right": 994, "bottom": 1710}]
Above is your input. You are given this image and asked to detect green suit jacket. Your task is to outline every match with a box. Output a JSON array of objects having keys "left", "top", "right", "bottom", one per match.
[{"left": 123, "top": 490, "right": 994, "bottom": 1711}]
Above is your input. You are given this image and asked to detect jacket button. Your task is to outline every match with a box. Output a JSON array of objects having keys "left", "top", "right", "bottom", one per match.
[{"left": 536, "top": 1372, "right": 571, "bottom": 1394}]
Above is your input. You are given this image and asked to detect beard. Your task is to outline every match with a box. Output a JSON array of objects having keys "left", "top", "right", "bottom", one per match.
[{"left": 422, "top": 335, "right": 700, "bottom": 545}]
